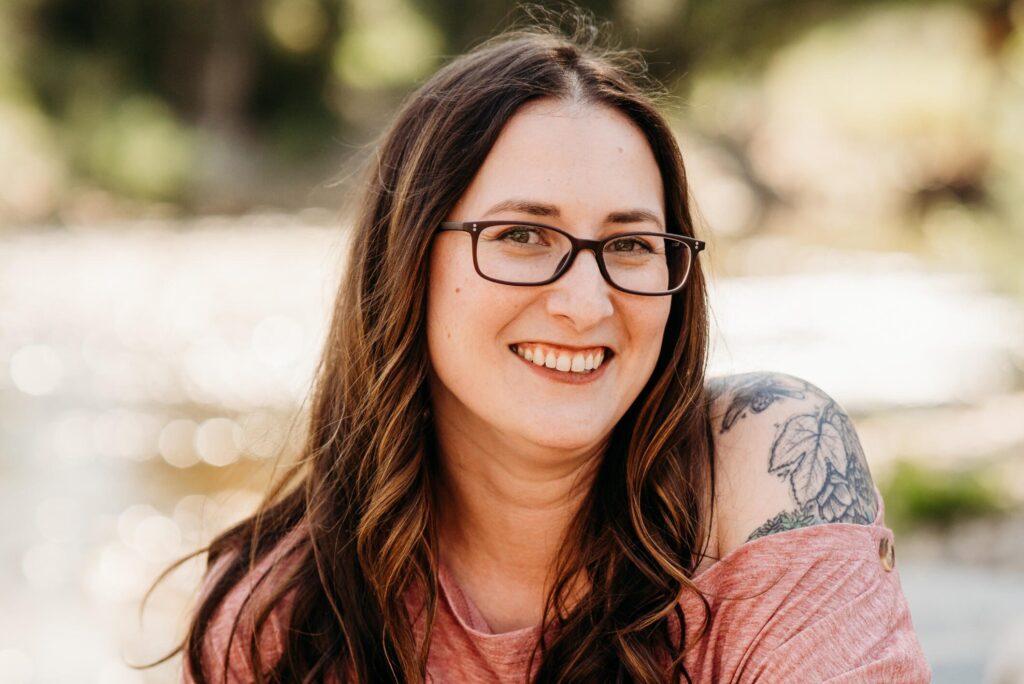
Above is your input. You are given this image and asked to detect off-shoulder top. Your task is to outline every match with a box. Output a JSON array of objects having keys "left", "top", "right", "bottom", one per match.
[{"left": 182, "top": 487, "right": 932, "bottom": 683}]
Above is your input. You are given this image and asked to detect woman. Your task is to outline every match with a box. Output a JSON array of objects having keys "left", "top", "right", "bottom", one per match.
[{"left": 160, "top": 15, "right": 930, "bottom": 684}]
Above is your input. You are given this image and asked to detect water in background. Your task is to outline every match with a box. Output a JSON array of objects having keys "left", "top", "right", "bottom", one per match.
[{"left": 1, "top": 214, "right": 1022, "bottom": 683}]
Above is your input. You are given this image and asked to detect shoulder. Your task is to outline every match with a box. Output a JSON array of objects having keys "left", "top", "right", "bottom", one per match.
[
  {"left": 183, "top": 528, "right": 307, "bottom": 683},
  {"left": 705, "top": 371, "right": 880, "bottom": 559}
]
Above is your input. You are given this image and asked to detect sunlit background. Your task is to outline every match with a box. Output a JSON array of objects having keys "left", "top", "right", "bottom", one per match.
[{"left": 1, "top": 1, "right": 1023, "bottom": 682}]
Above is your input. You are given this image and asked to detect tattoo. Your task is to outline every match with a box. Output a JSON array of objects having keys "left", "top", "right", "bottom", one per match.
[
  {"left": 769, "top": 396, "right": 877, "bottom": 524},
  {"left": 710, "top": 373, "right": 807, "bottom": 433},
  {"left": 746, "top": 503, "right": 818, "bottom": 540},
  {"left": 708, "top": 373, "right": 879, "bottom": 541}
]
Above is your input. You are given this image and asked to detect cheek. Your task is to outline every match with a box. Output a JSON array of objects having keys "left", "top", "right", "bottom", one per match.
[
  {"left": 427, "top": 244, "right": 470, "bottom": 340},
  {"left": 426, "top": 250, "right": 512, "bottom": 371},
  {"left": 426, "top": 286, "right": 461, "bottom": 365},
  {"left": 633, "top": 300, "right": 672, "bottom": 366}
]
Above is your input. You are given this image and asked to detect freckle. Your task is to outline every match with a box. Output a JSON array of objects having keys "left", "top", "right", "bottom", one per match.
[{"left": 455, "top": 287, "right": 460, "bottom": 293}]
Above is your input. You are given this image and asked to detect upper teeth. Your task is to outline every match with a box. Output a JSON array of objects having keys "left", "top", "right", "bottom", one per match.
[{"left": 511, "top": 344, "right": 607, "bottom": 374}]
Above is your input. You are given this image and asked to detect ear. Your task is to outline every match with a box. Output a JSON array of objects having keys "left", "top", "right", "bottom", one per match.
[{"left": 706, "top": 372, "right": 880, "bottom": 558}]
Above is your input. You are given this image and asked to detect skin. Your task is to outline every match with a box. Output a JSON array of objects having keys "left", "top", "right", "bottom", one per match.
[
  {"left": 706, "top": 372, "right": 879, "bottom": 557},
  {"left": 426, "top": 97, "right": 671, "bottom": 632}
]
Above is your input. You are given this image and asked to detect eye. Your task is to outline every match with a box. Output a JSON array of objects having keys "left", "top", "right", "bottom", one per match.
[
  {"left": 608, "top": 236, "right": 655, "bottom": 253},
  {"left": 497, "top": 226, "right": 547, "bottom": 245}
]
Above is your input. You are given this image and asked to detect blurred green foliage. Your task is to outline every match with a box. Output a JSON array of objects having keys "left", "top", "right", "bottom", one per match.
[
  {"left": 880, "top": 458, "right": 1016, "bottom": 532},
  {"left": 0, "top": 0, "right": 1021, "bottom": 262}
]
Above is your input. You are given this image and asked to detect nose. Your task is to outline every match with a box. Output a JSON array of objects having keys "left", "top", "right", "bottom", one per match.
[{"left": 544, "top": 248, "right": 614, "bottom": 330}]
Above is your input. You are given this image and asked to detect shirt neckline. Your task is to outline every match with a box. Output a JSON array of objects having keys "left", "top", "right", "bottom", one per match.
[{"left": 435, "top": 484, "right": 887, "bottom": 639}]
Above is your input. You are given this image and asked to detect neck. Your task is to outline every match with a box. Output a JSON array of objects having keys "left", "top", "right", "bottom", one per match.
[{"left": 434, "top": 414, "right": 604, "bottom": 603}]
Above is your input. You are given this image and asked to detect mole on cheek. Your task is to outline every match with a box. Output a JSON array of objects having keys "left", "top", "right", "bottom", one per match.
[{"left": 455, "top": 287, "right": 460, "bottom": 294}]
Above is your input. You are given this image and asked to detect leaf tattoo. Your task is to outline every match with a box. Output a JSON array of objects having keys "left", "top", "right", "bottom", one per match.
[
  {"left": 708, "top": 373, "right": 879, "bottom": 542},
  {"left": 765, "top": 399, "right": 877, "bottom": 528}
]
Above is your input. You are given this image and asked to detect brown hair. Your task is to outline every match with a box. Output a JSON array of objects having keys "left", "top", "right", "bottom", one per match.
[{"left": 145, "top": 8, "right": 716, "bottom": 683}]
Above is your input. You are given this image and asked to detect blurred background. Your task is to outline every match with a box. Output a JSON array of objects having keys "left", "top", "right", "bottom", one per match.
[{"left": 1, "top": 0, "right": 1022, "bottom": 682}]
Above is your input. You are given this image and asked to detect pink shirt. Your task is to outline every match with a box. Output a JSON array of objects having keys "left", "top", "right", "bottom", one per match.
[{"left": 183, "top": 488, "right": 931, "bottom": 683}]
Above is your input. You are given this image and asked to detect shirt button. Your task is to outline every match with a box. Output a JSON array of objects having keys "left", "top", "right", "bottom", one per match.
[{"left": 879, "top": 537, "right": 896, "bottom": 572}]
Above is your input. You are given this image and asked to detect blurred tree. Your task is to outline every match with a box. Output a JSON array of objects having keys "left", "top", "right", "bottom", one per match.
[
  {"left": 12, "top": 0, "right": 344, "bottom": 206},
  {"left": 1, "top": 0, "right": 1019, "bottom": 213},
  {"left": 20, "top": 0, "right": 343, "bottom": 140}
]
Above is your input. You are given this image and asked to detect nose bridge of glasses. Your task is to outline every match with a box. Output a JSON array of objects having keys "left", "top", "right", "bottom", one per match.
[{"left": 556, "top": 239, "right": 607, "bottom": 285}]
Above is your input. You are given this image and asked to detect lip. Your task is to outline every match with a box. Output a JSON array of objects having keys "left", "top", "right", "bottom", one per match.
[
  {"left": 508, "top": 345, "right": 613, "bottom": 385},
  {"left": 511, "top": 341, "right": 614, "bottom": 354}
]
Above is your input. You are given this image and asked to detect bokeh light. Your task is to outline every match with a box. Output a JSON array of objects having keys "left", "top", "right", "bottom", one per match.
[
  {"left": 85, "top": 541, "right": 153, "bottom": 605},
  {"left": 195, "top": 417, "right": 243, "bottom": 467},
  {"left": 157, "top": 419, "right": 200, "bottom": 469},
  {"left": 9, "top": 344, "right": 62, "bottom": 395}
]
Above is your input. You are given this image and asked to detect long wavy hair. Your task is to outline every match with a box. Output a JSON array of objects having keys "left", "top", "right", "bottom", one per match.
[{"left": 145, "top": 10, "right": 716, "bottom": 684}]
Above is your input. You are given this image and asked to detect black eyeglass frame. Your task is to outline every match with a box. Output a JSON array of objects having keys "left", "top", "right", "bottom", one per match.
[{"left": 436, "top": 220, "right": 707, "bottom": 296}]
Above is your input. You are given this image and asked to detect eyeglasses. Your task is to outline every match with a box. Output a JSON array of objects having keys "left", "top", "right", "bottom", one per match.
[{"left": 435, "top": 220, "right": 706, "bottom": 296}]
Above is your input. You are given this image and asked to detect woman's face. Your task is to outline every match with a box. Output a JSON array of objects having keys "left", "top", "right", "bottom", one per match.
[{"left": 426, "top": 97, "right": 672, "bottom": 456}]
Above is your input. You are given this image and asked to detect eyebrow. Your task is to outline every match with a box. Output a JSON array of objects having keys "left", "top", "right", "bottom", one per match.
[{"left": 481, "top": 198, "right": 665, "bottom": 230}]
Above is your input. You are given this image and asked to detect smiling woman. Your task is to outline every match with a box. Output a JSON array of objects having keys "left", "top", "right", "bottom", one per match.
[
  {"left": 144, "top": 8, "right": 930, "bottom": 684},
  {"left": 427, "top": 97, "right": 678, "bottom": 458}
]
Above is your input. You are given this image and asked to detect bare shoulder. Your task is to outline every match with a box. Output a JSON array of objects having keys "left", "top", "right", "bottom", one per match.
[{"left": 705, "top": 371, "right": 879, "bottom": 559}]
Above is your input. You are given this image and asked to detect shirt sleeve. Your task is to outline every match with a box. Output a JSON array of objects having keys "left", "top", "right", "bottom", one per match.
[
  {"left": 737, "top": 551, "right": 930, "bottom": 682},
  {"left": 680, "top": 517, "right": 932, "bottom": 683}
]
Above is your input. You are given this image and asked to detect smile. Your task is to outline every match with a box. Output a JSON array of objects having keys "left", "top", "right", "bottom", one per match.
[{"left": 507, "top": 344, "right": 610, "bottom": 376}]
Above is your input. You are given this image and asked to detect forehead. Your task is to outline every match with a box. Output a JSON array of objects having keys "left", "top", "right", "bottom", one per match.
[{"left": 452, "top": 98, "right": 665, "bottom": 224}]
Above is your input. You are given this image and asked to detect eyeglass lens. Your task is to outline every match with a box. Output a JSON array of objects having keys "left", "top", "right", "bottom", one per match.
[{"left": 474, "top": 224, "right": 691, "bottom": 294}]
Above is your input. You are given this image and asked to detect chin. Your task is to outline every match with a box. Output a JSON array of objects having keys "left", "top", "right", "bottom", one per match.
[
  {"left": 515, "top": 422, "right": 610, "bottom": 452},
  {"left": 522, "top": 399, "right": 619, "bottom": 434}
]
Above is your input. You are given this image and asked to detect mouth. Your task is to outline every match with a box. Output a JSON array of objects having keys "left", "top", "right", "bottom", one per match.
[{"left": 508, "top": 343, "right": 615, "bottom": 376}]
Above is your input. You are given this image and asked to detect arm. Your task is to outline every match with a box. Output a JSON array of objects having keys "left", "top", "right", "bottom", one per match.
[
  {"left": 707, "top": 371, "right": 879, "bottom": 556},
  {"left": 698, "top": 372, "right": 929, "bottom": 682}
]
